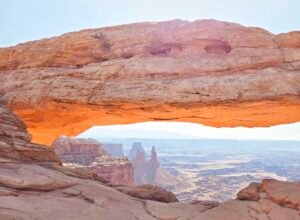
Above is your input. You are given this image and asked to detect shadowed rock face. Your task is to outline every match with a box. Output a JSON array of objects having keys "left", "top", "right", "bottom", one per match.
[
  {"left": 115, "top": 184, "right": 179, "bottom": 203},
  {"left": 0, "top": 102, "right": 60, "bottom": 163},
  {"left": 0, "top": 19, "right": 299, "bottom": 145}
]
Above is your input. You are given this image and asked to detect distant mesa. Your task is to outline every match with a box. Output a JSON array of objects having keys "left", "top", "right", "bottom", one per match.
[{"left": 52, "top": 136, "right": 134, "bottom": 185}]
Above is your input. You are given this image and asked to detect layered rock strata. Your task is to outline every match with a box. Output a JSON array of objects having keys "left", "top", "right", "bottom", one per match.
[
  {"left": 89, "top": 156, "right": 133, "bottom": 185},
  {"left": 53, "top": 136, "right": 134, "bottom": 185},
  {"left": 53, "top": 137, "right": 107, "bottom": 165},
  {"left": 0, "top": 102, "right": 60, "bottom": 163},
  {"left": 0, "top": 65, "right": 299, "bottom": 220},
  {"left": 0, "top": 19, "right": 299, "bottom": 145}
]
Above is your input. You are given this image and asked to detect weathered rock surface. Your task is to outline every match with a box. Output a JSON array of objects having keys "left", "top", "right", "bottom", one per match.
[
  {"left": 53, "top": 136, "right": 134, "bottom": 185},
  {"left": 0, "top": 102, "right": 60, "bottom": 163},
  {"left": 115, "top": 184, "right": 179, "bottom": 203},
  {"left": 89, "top": 156, "right": 133, "bottom": 185},
  {"left": 0, "top": 20, "right": 299, "bottom": 145},
  {"left": 53, "top": 136, "right": 107, "bottom": 165},
  {"left": 237, "top": 182, "right": 260, "bottom": 201},
  {"left": 0, "top": 78, "right": 300, "bottom": 219},
  {"left": 261, "top": 179, "right": 300, "bottom": 210}
]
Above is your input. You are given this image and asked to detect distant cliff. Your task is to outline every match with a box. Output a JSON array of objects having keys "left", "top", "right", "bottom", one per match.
[
  {"left": 53, "top": 136, "right": 133, "bottom": 185},
  {"left": 52, "top": 137, "right": 107, "bottom": 165},
  {"left": 1, "top": 19, "right": 299, "bottom": 145}
]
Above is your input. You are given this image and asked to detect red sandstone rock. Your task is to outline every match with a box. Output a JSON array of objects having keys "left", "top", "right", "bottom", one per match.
[
  {"left": 0, "top": 81, "right": 300, "bottom": 219},
  {"left": 53, "top": 136, "right": 134, "bottom": 185},
  {"left": 115, "top": 184, "right": 179, "bottom": 203},
  {"left": 0, "top": 20, "right": 299, "bottom": 145},
  {"left": 0, "top": 102, "right": 60, "bottom": 163},
  {"left": 0, "top": 19, "right": 300, "bottom": 219},
  {"left": 261, "top": 179, "right": 300, "bottom": 210},
  {"left": 53, "top": 136, "right": 107, "bottom": 165},
  {"left": 237, "top": 182, "right": 260, "bottom": 201},
  {"left": 89, "top": 156, "right": 133, "bottom": 186}
]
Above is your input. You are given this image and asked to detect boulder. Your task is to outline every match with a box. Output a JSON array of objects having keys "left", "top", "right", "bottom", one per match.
[{"left": 115, "top": 184, "right": 179, "bottom": 203}]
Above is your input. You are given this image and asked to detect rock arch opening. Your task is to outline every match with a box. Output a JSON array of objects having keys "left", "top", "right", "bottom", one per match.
[
  {"left": 51, "top": 121, "right": 300, "bottom": 202},
  {"left": 0, "top": 19, "right": 300, "bottom": 219},
  {"left": 10, "top": 100, "right": 300, "bottom": 146}
]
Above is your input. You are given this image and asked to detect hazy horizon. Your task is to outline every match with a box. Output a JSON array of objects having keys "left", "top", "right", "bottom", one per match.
[{"left": 78, "top": 121, "right": 300, "bottom": 141}]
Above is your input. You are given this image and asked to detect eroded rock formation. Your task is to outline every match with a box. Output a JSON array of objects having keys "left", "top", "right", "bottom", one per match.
[
  {"left": 0, "top": 20, "right": 300, "bottom": 219},
  {"left": 53, "top": 137, "right": 107, "bottom": 165},
  {"left": 0, "top": 101, "right": 60, "bottom": 163},
  {"left": 53, "top": 136, "right": 134, "bottom": 185},
  {"left": 0, "top": 19, "right": 299, "bottom": 145},
  {"left": 89, "top": 156, "right": 133, "bottom": 186},
  {"left": 130, "top": 143, "right": 160, "bottom": 185}
]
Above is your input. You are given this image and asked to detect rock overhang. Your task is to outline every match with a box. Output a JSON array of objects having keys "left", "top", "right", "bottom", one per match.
[{"left": 0, "top": 19, "right": 299, "bottom": 145}]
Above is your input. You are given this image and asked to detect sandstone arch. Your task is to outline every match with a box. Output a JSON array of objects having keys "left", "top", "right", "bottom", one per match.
[
  {"left": 0, "top": 19, "right": 299, "bottom": 145},
  {"left": 1, "top": 19, "right": 300, "bottom": 220}
]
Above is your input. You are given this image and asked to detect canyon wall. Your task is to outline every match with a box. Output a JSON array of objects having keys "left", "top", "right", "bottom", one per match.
[
  {"left": 89, "top": 156, "right": 133, "bottom": 186},
  {"left": 53, "top": 137, "right": 107, "bottom": 165},
  {"left": 0, "top": 101, "right": 60, "bottom": 163},
  {"left": 0, "top": 19, "right": 299, "bottom": 145},
  {"left": 0, "top": 102, "right": 299, "bottom": 219},
  {"left": 53, "top": 136, "right": 134, "bottom": 185}
]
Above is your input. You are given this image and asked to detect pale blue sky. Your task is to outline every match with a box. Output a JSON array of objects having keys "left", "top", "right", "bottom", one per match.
[{"left": 1, "top": 0, "right": 300, "bottom": 47}]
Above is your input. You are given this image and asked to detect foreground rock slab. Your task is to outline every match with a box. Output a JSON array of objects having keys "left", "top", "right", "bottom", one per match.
[{"left": 0, "top": 103, "right": 300, "bottom": 219}]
